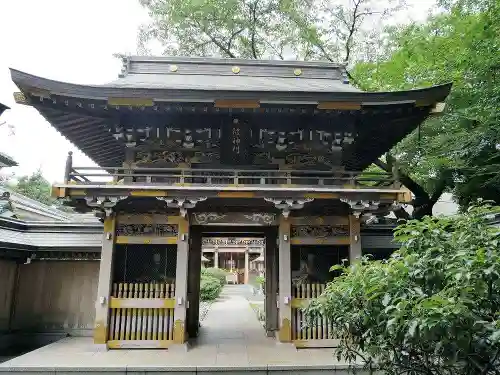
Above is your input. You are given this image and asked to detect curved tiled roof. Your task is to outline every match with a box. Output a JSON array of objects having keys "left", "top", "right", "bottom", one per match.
[{"left": 10, "top": 57, "right": 452, "bottom": 169}]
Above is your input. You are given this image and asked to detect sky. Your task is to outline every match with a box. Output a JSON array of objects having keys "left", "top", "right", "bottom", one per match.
[{"left": 0, "top": 0, "right": 438, "bottom": 183}]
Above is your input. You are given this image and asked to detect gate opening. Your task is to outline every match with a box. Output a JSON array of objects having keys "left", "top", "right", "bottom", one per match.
[{"left": 186, "top": 225, "right": 279, "bottom": 344}]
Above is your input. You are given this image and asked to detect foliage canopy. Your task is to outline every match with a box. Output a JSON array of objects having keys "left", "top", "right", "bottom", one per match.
[{"left": 353, "top": 0, "right": 500, "bottom": 211}]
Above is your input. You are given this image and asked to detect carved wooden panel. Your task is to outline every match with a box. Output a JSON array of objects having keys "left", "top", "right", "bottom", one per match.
[
  {"left": 291, "top": 225, "right": 349, "bottom": 238},
  {"left": 128, "top": 123, "right": 356, "bottom": 169},
  {"left": 116, "top": 223, "right": 178, "bottom": 237},
  {"left": 191, "top": 212, "right": 277, "bottom": 226},
  {"left": 202, "top": 238, "right": 265, "bottom": 246},
  {"left": 220, "top": 118, "right": 252, "bottom": 165}
]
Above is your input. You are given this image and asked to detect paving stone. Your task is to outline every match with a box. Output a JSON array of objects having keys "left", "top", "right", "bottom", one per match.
[
  {"left": 127, "top": 366, "right": 196, "bottom": 375},
  {"left": 197, "top": 365, "right": 267, "bottom": 375},
  {"left": 0, "top": 285, "right": 364, "bottom": 373}
]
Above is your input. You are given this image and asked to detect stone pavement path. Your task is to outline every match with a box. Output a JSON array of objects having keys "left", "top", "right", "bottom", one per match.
[
  {"left": 195, "top": 284, "right": 273, "bottom": 348},
  {"left": 0, "top": 284, "right": 354, "bottom": 369}
]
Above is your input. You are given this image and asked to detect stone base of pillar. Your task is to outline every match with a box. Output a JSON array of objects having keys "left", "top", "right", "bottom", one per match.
[
  {"left": 168, "top": 342, "right": 190, "bottom": 352},
  {"left": 93, "top": 344, "right": 108, "bottom": 352},
  {"left": 278, "top": 317, "right": 292, "bottom": 342}
]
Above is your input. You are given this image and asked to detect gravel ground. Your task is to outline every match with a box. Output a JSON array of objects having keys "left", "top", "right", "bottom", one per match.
[{"left": 199, "top": 301, "right": 213, "bottom": 321}]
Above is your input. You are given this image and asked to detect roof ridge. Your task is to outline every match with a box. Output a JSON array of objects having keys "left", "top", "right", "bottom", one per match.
[{"left": 119, "top": 55, "right": 347, "bottom": 78}]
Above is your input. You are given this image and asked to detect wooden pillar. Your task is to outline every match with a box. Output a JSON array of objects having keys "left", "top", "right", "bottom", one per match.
[
  {"left": 173, "top": 216, "right": 189, "bottom": 344},
  {"left": 244, "top": 249, "right": 249, "bottom": 284},
  {"left": 265, "top": 226, "right": 279, "bottom": 336},
  {"left": 64, "top": 151, "right": 73, "bottom": 183},
  {"left": 186, "top": 226, "right": 202, "bottom": 338},
  {"left": 123, "top": 148, "right": 134, "bottom": 184},
  {"left": 278, "top": 217, "right": 292, "bottom": 342},
  {"left": 349, "top": 215, "right": 362, "bottom": 264},
  {"left": 93, "top": 214, "right": 116, "bottom": 350},
  {"left": 214, "top": 249, "right": 219, "bottom": 268}
]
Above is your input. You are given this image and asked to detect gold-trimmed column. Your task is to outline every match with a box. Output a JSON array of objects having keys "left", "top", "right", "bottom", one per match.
[
  {"left": 349, "top": 215, "right": 362, "bottom": 264},
  {"left": 278, "top": 217, "right": 292, "bottom": 342},
  {"left": 93, "top": 214, "right": 116, "bottom": 349},
  {"left": 173, "top": 216, "right": 189, "bottom": 344},
  {"left": 244, "top": 249, "right": 249, "bottom": 284}
]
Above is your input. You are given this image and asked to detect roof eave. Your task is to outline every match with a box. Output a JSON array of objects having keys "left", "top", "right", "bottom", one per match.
[
  {"left": 0, "top": 152, "right": 18, "bottom": 167},
  {"left": 10, "top": 69, "right": 452, "bottom": 106},
  {"left": 0, "top": 102, "right": 9, "bottom": 117}
]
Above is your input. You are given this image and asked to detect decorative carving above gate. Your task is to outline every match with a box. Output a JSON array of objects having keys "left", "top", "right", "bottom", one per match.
[
  {"left": 202, "top": 238, "right": 265, "bottom": 246},
  {"left": 116, "top": 223, "right": 178, "bottom": 237},
  {"left": 291, "top": 225, "right": 349, "bottom": 238},
  {"left": 192, "top": 212, "right": 227, "bottom": 225},
  {"left": 191, "top": 212, "right": 278, "bottom": 226},
  {"left": 123, "top": 120, "right": 358, "bottom": 169},
  {"left": 135, "top": 150, "right": 220, "bottom": 166},
  {"left": 85, "top": 196, "right": 127, "bottom": 217},
  {"left": 340, "top": 198, "right": 380, "bottom": 218},
  {"left": 157, "top": 197, "right": 207, "bottom": 217},
  {"left": 264, "top": 198, "right": 314, "bottom": 218},
  {"left": 243, "top": 213, "right": 276, "bottom": 225}
]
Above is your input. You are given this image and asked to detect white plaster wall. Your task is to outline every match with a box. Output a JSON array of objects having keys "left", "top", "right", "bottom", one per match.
[
  {"left": 11, "top": 261, "right": 99, "bottom": 334},
  {"left": 0, "top": 259, "right": 16, "bottom": 331}
]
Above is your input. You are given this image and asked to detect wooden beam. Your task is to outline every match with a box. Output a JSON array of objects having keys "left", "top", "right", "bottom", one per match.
[
  {"left": 289, "top": 216, "right": 348, "bottom": 225},
  {"left": 317, "top": 102, "right": 361, "bottom": 110},
  {"left": 290, "top": 237, "right": 350, "bottom": 245},
  {"left": 430, "top": 102, "right": 446, "bottom": 114},
  {"left": 115, "top": 236, "right": 178, "bottom": 245},
  {"left": 109, "top": 298, "right": 176, "bottom": 309},
  {"left": 214, "top": 99, "right": 260, "bottom": 108},
  {"left": 293, "top": 339, "right": 340, "bottom": 348},
  {"left": 13, "top": 91, "right": 28, "bottom": 105},
  {"left": 117, "top": 214, "right": 182, "bottom": 225},
  {"left": 107, "top": 97, "right": 154, "bottom": 107}
]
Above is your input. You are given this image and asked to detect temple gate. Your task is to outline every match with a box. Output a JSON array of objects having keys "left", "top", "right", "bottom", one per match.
[{"left": 10, "top": 56, "right": 451, "bottom": 349}]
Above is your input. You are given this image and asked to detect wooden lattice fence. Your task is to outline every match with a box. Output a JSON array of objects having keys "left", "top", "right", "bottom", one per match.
[
  {"left": 291, "top": 283, "right": 339, "bottom": 348},
  {"left": 107, "top": 282, "right": 175, "bottom": 348}
]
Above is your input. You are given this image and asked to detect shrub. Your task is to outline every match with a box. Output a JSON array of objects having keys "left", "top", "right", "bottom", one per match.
[
  {"left": 200, "top": 274, "right": 222, "bottom": 301},
  {"left": 305, "top": 203, "right": 500, "bottom": 375},
  {"left": 201, "top": 267, "right": 228, "bottom": 286},
  {"left": 255, "top": 276, "right": 265, "bottom": 286}
]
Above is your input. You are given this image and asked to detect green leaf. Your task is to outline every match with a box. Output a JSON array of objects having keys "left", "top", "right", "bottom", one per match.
[{"left": 382, "top": 293, "right": 391, "bottom": 307}]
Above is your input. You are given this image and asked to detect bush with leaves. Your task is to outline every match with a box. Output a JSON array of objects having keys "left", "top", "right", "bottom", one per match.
[
  {"left": 201, "top": 267, "right": 228, "bottom": 286},
  {"left": 305, "top": 203, "right": 500, "bottom": 375},
  {"left": 200, "top": 275, "right": 223, "bottom": 301}
]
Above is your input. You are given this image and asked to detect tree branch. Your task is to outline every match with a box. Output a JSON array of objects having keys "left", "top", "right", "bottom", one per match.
[
  {"left": 249, "top": 0, "right": 259, "bottom": 59},
  {"left": 374, "top": 157, "right": 429, "bottom": 200},
  {"left": 344, "top": 0, "right": 362, "bottom": 64},
  {"left": 375, "top": 155, "right": 450, "bottom": 219},
  {"left": 194, "top": 19, "right": 238, "bottom": 58},
  {"left": 227, "top": 27, "right": 245, "bottom": 53}
]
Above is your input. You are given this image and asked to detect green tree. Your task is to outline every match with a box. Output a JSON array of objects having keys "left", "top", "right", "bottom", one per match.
[
  {"left": 137, "top": 0, "right": 405, "bottom": 64},
  {"left": 351, "top": 0, "right": 500, "bottom": 215},
  {"left": 306, "top": 202, "right": 500, "bottom": 374},
  {"left": 7, "top": 170, "right": 73, "bottom": 212},
  {"left": 13, "top": 170, "right": 53, "bottom": 205}
]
